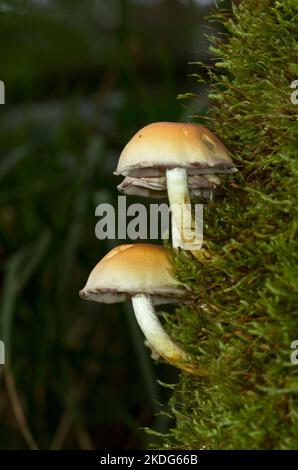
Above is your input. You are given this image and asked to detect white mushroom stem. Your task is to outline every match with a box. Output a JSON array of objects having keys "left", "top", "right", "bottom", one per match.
[
  {"left": 144, "top": 340, "right": 161, "bottom": 360},
  {"left": 171, "top": 215, "right": 182, "bottom": 250},
  {"left": 131, "top": 294, "right": 193, "bottom": 371},
  {"left": 166, "top": 168, "right": 202, "bottom": 250}
]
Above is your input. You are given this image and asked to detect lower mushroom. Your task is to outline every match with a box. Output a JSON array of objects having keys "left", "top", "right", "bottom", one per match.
[{"left": 79, "top": 244, "right": 197, "bottom": 374}]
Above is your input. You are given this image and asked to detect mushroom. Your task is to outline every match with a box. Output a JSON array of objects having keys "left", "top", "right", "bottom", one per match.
[
  {"left": 114, "top": 122, "right": 236, "bottom": 251},
  {"left": 117, "top": 174, "right": 221, "bottom": 200},
  {"left": 79, "top": 243, "right": 196, "bottom": 373}
]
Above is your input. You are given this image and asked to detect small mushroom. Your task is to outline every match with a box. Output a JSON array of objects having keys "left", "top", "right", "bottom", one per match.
[
  {"left": 114, "top": 122, "right": 236, "bottom": 251},
  {"left": 79, "top": 244, "right": 195, "bottom": 373}
]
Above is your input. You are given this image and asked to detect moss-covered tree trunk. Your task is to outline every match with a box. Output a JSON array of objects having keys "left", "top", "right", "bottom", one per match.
[{"left": 158, "top": 0, "right": 298, "bottom": 450}]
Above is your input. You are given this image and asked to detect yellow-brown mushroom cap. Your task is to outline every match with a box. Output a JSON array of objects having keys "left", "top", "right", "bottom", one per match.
[
  {"left": 115, "top": 122, "right": 236, "bottom": 177},
  {"left": 79, "top": 244, "right": 188, "bottom": 305}
]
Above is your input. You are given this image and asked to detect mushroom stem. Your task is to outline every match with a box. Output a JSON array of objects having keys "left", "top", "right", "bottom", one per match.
[
  {"left": 131, "top": 294, "right": 195, "bottom": 373},
  {"left": 166, "top": 168, "right": 202, "bottom": 251},
  {"left": 171, "top": 216, "right": 182, "bottom": 249}
]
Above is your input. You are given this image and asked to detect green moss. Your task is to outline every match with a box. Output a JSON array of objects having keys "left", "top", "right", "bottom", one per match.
[{"left": 156, "top": 0, "right": 298, "bottom": 449}]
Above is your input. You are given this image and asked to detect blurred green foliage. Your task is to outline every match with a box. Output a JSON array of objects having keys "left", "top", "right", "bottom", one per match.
[{"left": 0, "top": 0, "right": 221, "bottom": 450}]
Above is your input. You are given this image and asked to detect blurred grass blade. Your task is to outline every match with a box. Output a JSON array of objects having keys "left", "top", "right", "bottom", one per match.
[
  {"left": 17, "top": 231, "right": 51, "bottom": 290},
  {"left": 0, "top": 231, "right": 51, "bottom": 357},
  {"left": 0, "top": 145, "right": 30, "bottom": 181}
]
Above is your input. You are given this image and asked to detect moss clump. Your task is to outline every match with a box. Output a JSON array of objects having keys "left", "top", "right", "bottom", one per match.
[{"left": 157, "top": 0, "right": 298, "bottom": 449}]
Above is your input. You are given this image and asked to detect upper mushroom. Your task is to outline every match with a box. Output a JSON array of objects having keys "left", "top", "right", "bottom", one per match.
[
  {"left": 114, "top": 122, "right": 236, "bottom": 250},
  {"left": 79, "top": 243, "right": 195, "bottom": 373}
]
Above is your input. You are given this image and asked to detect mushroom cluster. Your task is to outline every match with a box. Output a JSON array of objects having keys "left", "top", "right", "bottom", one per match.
[{"left": 80, "top": 121, "right": 236, "bottom": 373}]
